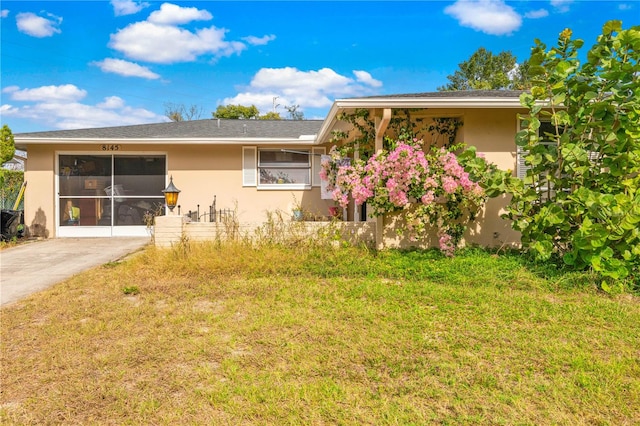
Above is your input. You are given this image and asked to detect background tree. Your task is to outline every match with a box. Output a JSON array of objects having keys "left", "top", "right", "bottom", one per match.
[
  {"left": 285, "top": 105, "right": 304, "bottom": 120},
  {"left": 213, "top": 104, "right": 260, "bottom": 120},
  {"left": 505, "top": 21, "right": 640, "bottom": 289},
  {"left": 0, "top": 125, "right": 23, "bottom": 210},
  {"left": 1, "top": 124, "right": 15, "bottom": 165},
  {"left": 438, "top": 47, "right": 531, "bottom": 91},
  {"left": 164, "top": 103, "right": 204, "bottom": 122},
  {"left": 259, "top": 111, "right": 282, "bottom": 120}
]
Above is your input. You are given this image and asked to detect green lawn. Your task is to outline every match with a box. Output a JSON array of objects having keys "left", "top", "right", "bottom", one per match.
[{"left": 2, "top": 242, "right": 639, "bottom": 425}]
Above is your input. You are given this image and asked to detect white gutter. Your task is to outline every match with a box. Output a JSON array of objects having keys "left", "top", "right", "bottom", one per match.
[
  {"left": 14, "top": 137, "right": 318, "bottom": 146},
  {"left": 333, "top": 96, "right": 526, "bottom": 109}
]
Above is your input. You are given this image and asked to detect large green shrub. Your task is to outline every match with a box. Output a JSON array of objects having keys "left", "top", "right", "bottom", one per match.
[
  {"left": 505, "top": 21, "right": 640, "bottom": 288},
  {"left": 0, "top": 170, "right": 24, "bottom": 210}
]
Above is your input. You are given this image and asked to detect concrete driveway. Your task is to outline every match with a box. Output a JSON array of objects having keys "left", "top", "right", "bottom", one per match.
[{"left": 0, "top": 237, "right": 150, "bottom": 307}]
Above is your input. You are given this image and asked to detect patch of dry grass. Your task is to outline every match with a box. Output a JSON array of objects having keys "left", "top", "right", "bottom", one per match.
[{"left": 1, "top": 242, "right": 639, "bottom": 425}]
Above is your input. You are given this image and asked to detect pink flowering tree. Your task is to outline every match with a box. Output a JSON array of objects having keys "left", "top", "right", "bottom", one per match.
[{"left": 321, "top": 137, "right": 507, "bottom": 255}]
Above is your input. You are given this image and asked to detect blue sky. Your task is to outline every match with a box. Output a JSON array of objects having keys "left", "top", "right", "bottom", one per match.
[{"left": 1, "top": 1, "right": 637, "bottom": 133}]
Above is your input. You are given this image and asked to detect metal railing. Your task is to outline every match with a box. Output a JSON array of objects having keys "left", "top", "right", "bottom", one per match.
[{"left": 180, "top": 196, "right": 235, "bottom": 223}]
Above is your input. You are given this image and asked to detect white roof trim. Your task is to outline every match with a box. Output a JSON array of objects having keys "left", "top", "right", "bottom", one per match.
[
  {"left": 332, "top": 96, "right": 526, "bottom": 109},
  {"left": 315, "top": 95, "right": 530, "bottom": 144},
  {"left": 15, "top": 137, "right": 318, "bottom": 146}
]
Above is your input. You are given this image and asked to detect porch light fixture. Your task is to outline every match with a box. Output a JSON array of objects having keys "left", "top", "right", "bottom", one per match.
[{"left": 162, "top": 175, "right": 181, "bottom": 213}]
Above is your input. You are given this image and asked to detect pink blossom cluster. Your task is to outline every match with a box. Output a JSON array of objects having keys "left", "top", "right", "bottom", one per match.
[
  {"left": 321, "top": 142, "right": 485, "bottom": 211},
  {"left": 319, "top": 141, "right": 490, "bottom": 255},
  {"left": 436, "top": 149, "right": 483, "bottom": 196},
  {"left": 319, "top": 146, "right": 346, "bottom": 194},
  {"left": 438, "top": 232, "right": 456, "bottom": 257},
  {"left": 318, "top": 159, "right": 329, "bottom": 181},
  {"left": 333, "top": 163, "right": 362, "bottom": 207},
  {"left": 364, "top": 143, "right": 430, "bottom": 208}
]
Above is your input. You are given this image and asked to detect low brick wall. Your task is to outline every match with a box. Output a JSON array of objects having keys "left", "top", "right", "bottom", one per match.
[{"left": 153, "top": 215, "right": 376, "bottom": 248}]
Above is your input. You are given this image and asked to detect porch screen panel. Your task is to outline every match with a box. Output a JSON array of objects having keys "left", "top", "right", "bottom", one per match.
[
  {"left": 112, "top": 155, "right": 166, "bottom": 226},
  {"left": 58, "top": 155, "right": 111, "bottom": 227}
]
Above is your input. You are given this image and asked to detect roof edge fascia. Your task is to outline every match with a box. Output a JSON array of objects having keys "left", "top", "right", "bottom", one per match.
[
  {"left": 315, "top": 103, "right": 342, "bottom": 147},
  {"left": 14, "top": 137, "right": 318, "bottom": 146},
  {"left": 334, "top": 97, "right": 527, "bottom": 109},
  {"left": 315, "top": 96, "right": 542, "bottom": 143}
]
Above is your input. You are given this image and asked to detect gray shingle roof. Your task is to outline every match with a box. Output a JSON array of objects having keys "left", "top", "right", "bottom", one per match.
[
  {"left": 354, "top": 90, "right": 525, "bottom": 99},
  {"left": 15, "top": 119, "right": 324, "bottom": 139}
]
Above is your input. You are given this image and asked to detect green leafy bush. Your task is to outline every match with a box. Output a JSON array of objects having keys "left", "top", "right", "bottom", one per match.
[
  {"left": 0, "top": 170, "right": 24, "bottom": 210},
  {"left": 505, "top": 21, "right": 640, "bottom": 288}
]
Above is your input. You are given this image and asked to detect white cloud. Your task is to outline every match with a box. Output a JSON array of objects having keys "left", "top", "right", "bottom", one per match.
[
  {"left": 16, "top": 12, "right": 62, "bottom": 38},
  {"left": 111, "top": 0, "right": 149, "bottom": 16},
  {"left": 444, "top": 0, "right": 522, "bottom": 36},
  {"left": 550, "top": 0, "right": 573, "bottom": 13},
  {"left": 5, "top": 84, "right": 86, "bottom": 102},
  {"left": 110, "top": 21, "right": 246, "bottom": 63},
  {"left": 148, "top": 3, "right": 212, "bottom": 25},
  {"left": 507, "top": 63, "right": 521, "bottom": 81},
  {"left": 353, "top": 70, "right": 382, "bottom": 88},
  {"left": 107, "top": 3, "right": 274, "bottom": 64},
  {"left": 618, "top": 3, "right": 632, "bottom": 11},
  {"left": 91, "top": 58, "right": 160, "bottom": 79},
  {"left": 225, "top": 92, "right": 291, "bottom": 109},
  {"left": 242, "top": 34, "right": 276, "bottom": 46},
  {"left": 525, "top": 9, "right": 549, "bottom": 19},
  {"left": 2, "top": 85, "right": 19, "bottom": 93},
  {"left": 1, "top": 10, "right": 9, "bottom": 18},
  {"left": 97, "top": 96, "right": 126, "bottom": 109},
  {"left": 1, "top": 87, "right": 167, "bottom": 130},
  {"left": 222, "top": 67, "right": 383, "bottom": 114},
  {"left": 28, "top": 101, "right": 164, "bottom": 130},
  {"left": 0, "top": 104, "right": 19, "bottom": 115}
]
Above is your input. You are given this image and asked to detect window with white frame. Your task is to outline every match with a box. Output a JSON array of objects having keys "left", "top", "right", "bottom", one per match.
[
  {"left": 517, "top": 118, "right": 598, "bottom": 199},
  {"left": 516, "top": 119, "right": 564, "bottom": 202},
  {"left": 517, "top": 118, "right": 600, "bottom": 177},
  {"left": 258, "top": 149, "right": 311, "bottom": 188},
  {"left": 516, "top": 119, "right": 559, "bottom": 180},
  {"left": 242, "top": 147, "right": 325, "bottom": 189}
]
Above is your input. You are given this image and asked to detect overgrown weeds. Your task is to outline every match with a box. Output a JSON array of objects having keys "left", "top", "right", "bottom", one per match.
[{"left": 1, "top": 238, "right": 638, "bottom": 425}]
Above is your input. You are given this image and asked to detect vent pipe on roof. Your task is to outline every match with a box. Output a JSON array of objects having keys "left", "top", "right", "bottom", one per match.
[
  {"left": 243, "top": 124, "right": 247, "bottom": 134},
  {"left": 217, "top": 119, "right": 220, "bottom": 128}
]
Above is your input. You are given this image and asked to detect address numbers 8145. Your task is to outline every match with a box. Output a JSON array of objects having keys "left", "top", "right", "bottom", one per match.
[{"left": 101, "top": 144, "right": 121, "bottom": 151}]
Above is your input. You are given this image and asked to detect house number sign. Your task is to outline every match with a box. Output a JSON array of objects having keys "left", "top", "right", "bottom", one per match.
[{"left": 101, "top": 144, "right": 121, "bottom": 151}]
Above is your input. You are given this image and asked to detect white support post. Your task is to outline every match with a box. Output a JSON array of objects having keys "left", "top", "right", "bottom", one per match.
[
  {"left": 374, "top": 108, "right": 391, "bottom": 250},
  {"left": 353, "top": 142, "right": 360, "bottom": 223}
]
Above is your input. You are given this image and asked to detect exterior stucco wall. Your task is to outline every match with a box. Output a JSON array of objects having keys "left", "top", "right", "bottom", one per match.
[
  {"left": 21, "top": 107, "right": 526, "bottom": 247},
  {"left": 458, "top": 108, "right": 523, "bottom": 247},
  {"left": 377, "top": 107, "right": 525, "bottom": 249},
  {"left": 23, "top": 142, "right": 335, "bottom": 238},
  {"left": 166, "top": 144, "right": 335, "bottom": 223},
  {"left": 23, "top": 145, "right": 56, "bottom": 238}
]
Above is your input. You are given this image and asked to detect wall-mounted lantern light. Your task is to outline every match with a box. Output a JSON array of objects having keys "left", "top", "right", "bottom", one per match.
[{"left": 162, "top": 175, "right": 181, "bottom": 213}]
